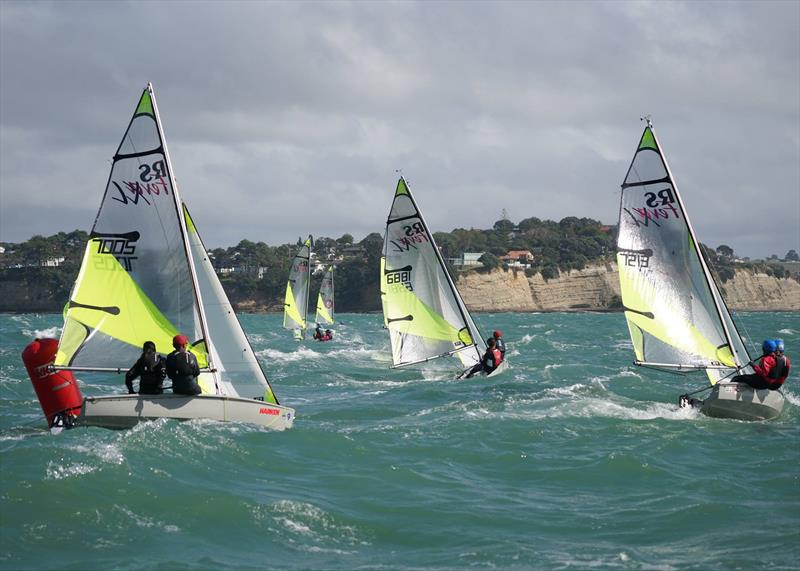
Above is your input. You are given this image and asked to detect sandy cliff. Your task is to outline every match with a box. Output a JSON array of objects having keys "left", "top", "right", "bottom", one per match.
[{"left": 457, "top": 264, "right": 800, "bottom": 312}]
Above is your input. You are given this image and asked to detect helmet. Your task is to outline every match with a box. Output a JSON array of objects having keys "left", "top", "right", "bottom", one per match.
[
  {"left": 493, "top": 330, "right": 502, "bottom": 338},
  {"left": 774, "top": 338, "right": 785, "bottom": 352},
  {"left": 173, "top": 334, "right": 189, "bottom": 348},
  {"left": 762, "top": 339, "right": 777, "bottom": 354}
]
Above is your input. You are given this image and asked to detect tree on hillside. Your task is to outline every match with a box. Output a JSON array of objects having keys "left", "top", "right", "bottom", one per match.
[
  {"left": 478, "top": 252, "right": 500, "bottom": 271},
  {"left": 786, "top": 249, "right": 799, "bottom": 261},
  {"left": 716, "top": 244, "right": 734, "bottom": 259},
  {"left": 493, "top": 219, "right": 515, "bottom": 233}
]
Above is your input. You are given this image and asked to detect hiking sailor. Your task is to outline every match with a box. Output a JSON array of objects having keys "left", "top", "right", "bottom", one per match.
[
  {"left": 166, "top": 334, "right": 202, "bottom": 396},
  {"left": 465, "top": 338, "right": 502, "bottom": 378},
  {"left": 125, "top": 340, "right": 166, "bottom": 395},
  {"left": 731, "top": 339, "right": 790, "bottom": 391}
]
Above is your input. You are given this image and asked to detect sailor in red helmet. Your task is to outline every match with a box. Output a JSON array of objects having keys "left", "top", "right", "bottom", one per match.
[
  {"left": 166, "top": 334, "right": 202, "bottom": 396},
  {"left": 731, "top": 339, "right": 790, "bottom": 391},
  {"left": 492, "top": 330, "right": 506, "bottom": 361}
]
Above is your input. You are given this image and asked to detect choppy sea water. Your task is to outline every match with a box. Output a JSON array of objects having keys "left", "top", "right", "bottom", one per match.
[{"left": 0, "top": 311, "right": 798, "bottom": 571}]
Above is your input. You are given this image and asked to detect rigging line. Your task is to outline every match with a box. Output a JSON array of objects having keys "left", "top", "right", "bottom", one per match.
[{"left": 703, "top": 246, "right": 758, "bottom": 359}]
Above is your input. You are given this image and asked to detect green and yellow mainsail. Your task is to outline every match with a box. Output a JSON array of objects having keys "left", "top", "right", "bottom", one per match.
[
  {"left": 315, "top": 265, "right": 335, "bottom": 326},
  {"left": 283, "top": 236, "right": 312, "bottom": 339},
  {"left": 615, "top": 121, "right": 752, "bottom": 385},
  {"left": 55, "top": 84, "right": 279, "bottom": 403},
  {"left": 381, "top": 177, "right": 484, "bottom": 370}
]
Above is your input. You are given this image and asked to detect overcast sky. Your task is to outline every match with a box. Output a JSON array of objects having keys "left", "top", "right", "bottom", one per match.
[{"left": 1, "top": 0, "right": 798, "bottom": 259}]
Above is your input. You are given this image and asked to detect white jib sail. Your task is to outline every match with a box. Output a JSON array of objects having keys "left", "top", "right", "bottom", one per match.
[{"left": 183, "top": 204, "right": 280, "bottom": 404}]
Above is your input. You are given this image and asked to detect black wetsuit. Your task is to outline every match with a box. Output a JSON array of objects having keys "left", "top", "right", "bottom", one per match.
[
  {"left": 466, "top": 347, "right": 501, "bottom": 378},
  {"left": 125, "top": 354, "right": 166, "bottom": 395},
  {"left": 166, "top": 350, "right": 202, "bottom": 395}
]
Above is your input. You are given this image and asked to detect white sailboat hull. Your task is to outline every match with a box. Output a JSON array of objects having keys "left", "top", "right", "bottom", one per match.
[
  {"left": 698, "top": 382, "right": 785, "bottom": 421},
  {"left": 486, "top": 360, "right": 509, "bottom": 378},
  {"left": 77, "top": 394, "right": 295, "bottom": 430}
]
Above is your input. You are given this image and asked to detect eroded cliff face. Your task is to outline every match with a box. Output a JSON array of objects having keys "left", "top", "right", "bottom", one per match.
[
  {"left": 717, "top": 270, "right": 800, "bottom": 311},
  {"left": 457, "top": 264, "right": 800, "bottom": 312}
]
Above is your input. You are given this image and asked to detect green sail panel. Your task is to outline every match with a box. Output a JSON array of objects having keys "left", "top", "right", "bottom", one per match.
[
  {"left": 283, "top": 236, "right": 312, "bottom": 338},
  {"left": 315, "top": 265, "right": 335, "bottom": 326},
  {"left": 56, "top": 238, "right": 208, "bottom": 371},
  {"left": 57, "top": 84, "right": 205, "bottom": 373},
  {"left": 382, "top": 177, "right": 484, "bottom": 369},
  {"left": 616, "top": 124, "right": 751, "bottom": 382}
]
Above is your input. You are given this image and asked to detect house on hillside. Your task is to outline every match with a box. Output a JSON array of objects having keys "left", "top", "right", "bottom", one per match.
[
  {"left": 500, "top": 250, "right": 534, "bottom": 269},
  {"left": 451, "top": 252, "right": 485, "bottom": 268}
]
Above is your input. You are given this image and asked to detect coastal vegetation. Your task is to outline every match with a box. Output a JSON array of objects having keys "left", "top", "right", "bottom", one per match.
[{"left": 1, "top": 220, "right": 797, "bottom": 313}]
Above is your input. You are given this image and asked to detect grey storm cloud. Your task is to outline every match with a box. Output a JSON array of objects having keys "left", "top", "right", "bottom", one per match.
[{"left": 1, "top": 0, "right": 798, "bottom": 259}]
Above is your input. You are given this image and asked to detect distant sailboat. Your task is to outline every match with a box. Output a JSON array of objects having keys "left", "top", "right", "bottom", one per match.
[
  {"left": 381, "top": 177, "right": 507, "bottom": 377},
  {"left": 23, "top": 83, "right": 294, "bottom": 430},
  {"left": 284, "top": 236, "right": 313, "bottom": 340},
  {"left": 616, "top": 119, "right": 784, "bottom": 420},
  {"left": 315, "top": 265, "right": 335, "bottom": 327}
]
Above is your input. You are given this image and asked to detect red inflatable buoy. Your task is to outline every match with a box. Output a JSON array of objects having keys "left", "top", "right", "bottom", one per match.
[{"left": 21, "top": 338, "right": 83, "bottom": 428}]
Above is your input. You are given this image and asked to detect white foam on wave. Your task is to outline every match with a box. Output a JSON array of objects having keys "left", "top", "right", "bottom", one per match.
[
  {"left": 260, "top": 499, "right": 364, "bottom": 551},
  {"left": 71, "top": 442, "right": 126, "bottom": 465},
  {"left": 257, "top": 345, "right": 386, "bottom": 364},
  {"left": 518, "top": 334, "right": 536, "bottom": 345},
  {"left": 46, "top": 461, "right": 96, "bottom": 480},
  {"left": 22, "top": 326, "right": 61, "bottom": 339},
  {"left": 777, "top": 328, "right": 795, "bottom": 335},
  {"left": 116, "top": 505, "right": 180, "bottom": 532},
  {"left": 783, "top": 389, "right": 800, "bottom": 407}
]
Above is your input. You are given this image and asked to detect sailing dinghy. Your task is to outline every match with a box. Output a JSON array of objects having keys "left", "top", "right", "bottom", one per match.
[
  {"left": 616, "top": 119, "right": 784, "bottom": 421},
  {"left": 283, "top": 236, "right": 313, "bottom": 340},
  {"left": 381, "top": 177, "right": 508, "bottom": 378},
  {"left": 22, "top": 84, "right": 294, "bottom": 431},
  {"left": 314, "top": 265, "right": 335, "bottom": 327}
]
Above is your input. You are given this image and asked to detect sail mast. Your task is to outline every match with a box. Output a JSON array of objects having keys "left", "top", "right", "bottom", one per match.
[
  {"left": 148, "top": 83, "right": 217, "bottom": 373},
  {"left": 646, "top": 119, "right": 743, "bottom": 371},
  {"left": 303, "top": 235, "right": 312, "bottom": 331},
  {"left": 399, "top": 176, "right": 484, "bottom": 362}
]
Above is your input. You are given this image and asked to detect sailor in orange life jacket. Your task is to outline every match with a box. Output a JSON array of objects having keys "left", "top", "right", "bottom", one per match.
[
  {"left": 465, "top": 338, "right": 502, "bottom": 378},
  {"left": 492, "top": 330, "right": 506, "bottom": 360},
  {"left": 731, "top": 339, "right": 791, "bottom": 391}
]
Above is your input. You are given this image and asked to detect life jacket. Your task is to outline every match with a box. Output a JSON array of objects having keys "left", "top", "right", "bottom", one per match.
[
  {"left": 486, "top": 348, "right": 502, "bottom": 369},
  {"left": 169, "top": 351, "right": 197, "bottom": 377},
  {"left": 139, "top": 355, "right": 164, "bottom": 391},
  {"left": 768, "top": 355, "right": 787, "bottom": 380}
]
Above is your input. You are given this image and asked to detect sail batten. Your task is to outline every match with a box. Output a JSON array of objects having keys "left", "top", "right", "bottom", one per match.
[
  {"left": 616, "top": 122, "right": 752, "bottom": 384},
  {"left": 381, "top": 177, "right": 484, "bottom": 370}
]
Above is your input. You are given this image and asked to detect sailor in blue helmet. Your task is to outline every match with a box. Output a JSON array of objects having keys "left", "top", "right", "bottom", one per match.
[{"left": 731, "top": 339, "right": 790, "bottom": 391}]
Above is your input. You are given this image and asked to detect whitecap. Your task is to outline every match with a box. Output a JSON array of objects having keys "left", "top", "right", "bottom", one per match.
[{"left": 45, "top": 461, "right": 96, "bottom": 480}]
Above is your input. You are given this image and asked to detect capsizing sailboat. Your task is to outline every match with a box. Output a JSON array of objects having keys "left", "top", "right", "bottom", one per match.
[
  {"left": 283, "top": 235, "right": 313, "bottom": 340},
  {"left": 381, "top": 177, "right": 508, "bottom": 378},
  {"left": 314, "top": 265, "right": 335, "bottom": 327},
  {"left": 615, "top": 119, "right": 784, "bottom": 420},
  {"left": 21, "top": 84, "right": 294, "bottom": 430}
]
